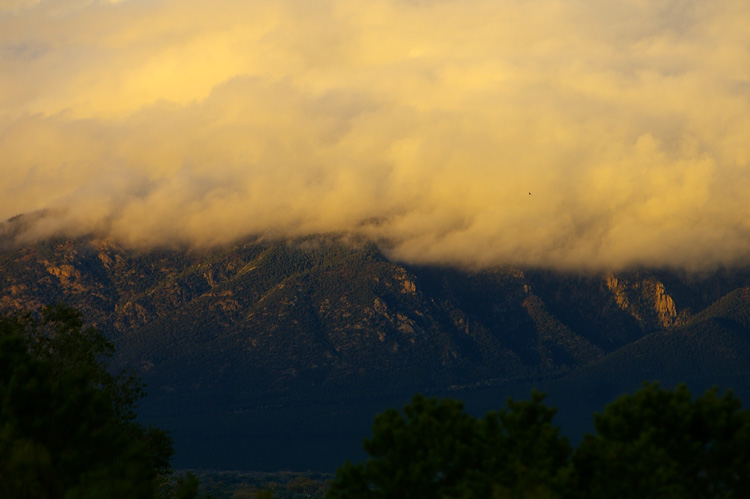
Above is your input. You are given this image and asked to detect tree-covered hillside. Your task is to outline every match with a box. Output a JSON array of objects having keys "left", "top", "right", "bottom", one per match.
[{"left": 3, "top": 234, "right": 750, "bottom": 470}]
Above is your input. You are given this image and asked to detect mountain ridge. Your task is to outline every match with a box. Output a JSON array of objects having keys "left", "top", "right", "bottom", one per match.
[{"left": 4, "top": 234, "right": 750, "bottom": 391}]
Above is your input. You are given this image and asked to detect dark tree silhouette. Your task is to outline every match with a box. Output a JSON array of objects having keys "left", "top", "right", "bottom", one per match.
[
  {"left": 0, "top": 305, "right": 173, "bottom": 498},
  {"left": 573, "top": 382, "right": 750, "bottom": 498},
  {"left": 327, "top": 392, "right": 571, "bottom": 498},
  {"left": 329, "top": 384, "right": 750, "bottom": 498}
]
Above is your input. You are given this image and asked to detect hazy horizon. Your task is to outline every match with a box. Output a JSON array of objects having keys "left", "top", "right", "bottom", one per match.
[{"left": 2, "top": 0, "right": 748, "bottom": 271}]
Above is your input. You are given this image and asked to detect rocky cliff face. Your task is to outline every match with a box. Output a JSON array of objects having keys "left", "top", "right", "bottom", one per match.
[{"left": 605, "top": 273, "right": 681, "bottom": 329}]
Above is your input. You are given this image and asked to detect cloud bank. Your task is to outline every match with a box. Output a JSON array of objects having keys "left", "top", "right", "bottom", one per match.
[{"left": 1, "top": 0, "right": 749, "bottom": 270}]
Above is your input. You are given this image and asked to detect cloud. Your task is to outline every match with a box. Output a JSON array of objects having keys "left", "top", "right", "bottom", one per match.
[{"left": 1, "top": 0, "right": 748, "bottom": 270}]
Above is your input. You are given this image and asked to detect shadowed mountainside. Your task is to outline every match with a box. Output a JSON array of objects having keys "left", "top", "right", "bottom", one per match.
[{"left": 3, "top": 234, "right": 750, "bottom": 470}]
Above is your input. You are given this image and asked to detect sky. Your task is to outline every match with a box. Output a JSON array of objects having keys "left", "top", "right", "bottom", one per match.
[{"left": 1, "top": 0, "right": 748, "bottom": 271}]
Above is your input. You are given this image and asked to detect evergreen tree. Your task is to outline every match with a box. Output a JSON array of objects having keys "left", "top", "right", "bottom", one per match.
[
  {"left": 329, "top": 385, "right": 750, "bottom": 498},
  {"left": 0, "top": 305, "right": 174, "bottom": 497},
  {"left": 327, "top": 392, "right": 571, "bottom": 498},
  {"left": 573, "top": 382, "right": 750, "bottom": 498}
]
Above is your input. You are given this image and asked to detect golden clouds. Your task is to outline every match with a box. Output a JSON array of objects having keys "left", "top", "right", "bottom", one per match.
[{"left": 1, "top": 0, "right": 749, "bottom": 270}]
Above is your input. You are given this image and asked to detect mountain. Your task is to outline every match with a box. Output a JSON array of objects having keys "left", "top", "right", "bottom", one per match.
[{"left": 2, "top": 233, "right": 750, "bottom": 470}]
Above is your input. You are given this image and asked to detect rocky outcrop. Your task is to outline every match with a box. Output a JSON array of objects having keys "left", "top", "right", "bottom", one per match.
[{"left": 605, "top": 273, "right": 679, "bottom": 330}]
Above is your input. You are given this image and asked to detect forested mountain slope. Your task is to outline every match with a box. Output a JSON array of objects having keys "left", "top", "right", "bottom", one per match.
[{"left": 3, "top": 234, "right": 750, "bottom": 469}]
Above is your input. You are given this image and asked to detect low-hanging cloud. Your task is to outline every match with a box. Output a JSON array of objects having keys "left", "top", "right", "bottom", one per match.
[{"left": 1, "top": 0, "right": 748, "bottom": 270}]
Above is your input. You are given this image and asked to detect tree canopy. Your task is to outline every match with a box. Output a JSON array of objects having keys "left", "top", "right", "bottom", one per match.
[
  {"left": 573, "top": 383, "right": 750, "bottom": 498},
  {"left": 329, "top": 384, "right": 750, "bottom": 498},
  {"left": 0, "top": 305, "right": 173, "bottom": 498},
  {"left": 327, "top": 391, "right": 571, "bottom": 498}
]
